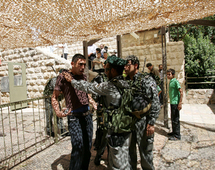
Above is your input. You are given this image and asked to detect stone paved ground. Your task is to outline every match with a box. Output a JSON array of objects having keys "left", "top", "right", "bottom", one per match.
[{"left": 11, "top": 104, "right": 215, "bottom": 170}]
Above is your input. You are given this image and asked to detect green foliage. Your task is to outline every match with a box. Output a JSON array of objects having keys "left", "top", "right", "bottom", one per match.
[
  {"left": 184, "top": 33, "right": 215, "bottom": 77},
  {"left": 170, "top": 15, "right": 215, "bottom": 89}
]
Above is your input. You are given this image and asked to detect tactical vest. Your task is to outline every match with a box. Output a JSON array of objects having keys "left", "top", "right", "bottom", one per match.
[
  {"left": 102, "top": 77, "right": 133, "bottom": 134},
  {"left": 104, "top": 73, "right": 153, "bottom": 133}
]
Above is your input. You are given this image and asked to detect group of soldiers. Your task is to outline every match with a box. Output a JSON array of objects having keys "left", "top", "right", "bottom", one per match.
[
  {"left": 91, "top": 55, "right": 160, "bottom": 170},
  {"left": 45, "top": 54, "right": 161, "bottom": 170}
]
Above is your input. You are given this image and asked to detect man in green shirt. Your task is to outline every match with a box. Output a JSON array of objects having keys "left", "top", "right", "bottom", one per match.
[{"left": 167, "top": 68, "right": 183, "bottom": 140}]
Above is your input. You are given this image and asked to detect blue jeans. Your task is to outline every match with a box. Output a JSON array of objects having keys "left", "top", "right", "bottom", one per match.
[{"left": 67, "top": 114, "right": 93, "bottom": 170}]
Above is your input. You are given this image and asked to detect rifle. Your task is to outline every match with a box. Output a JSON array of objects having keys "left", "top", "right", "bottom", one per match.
[
  {"left": 142, "top": 57, "right": 147, "bottom": 73},
  {"left": 51, "top": 66, "right": 57, "bottom": 75}
]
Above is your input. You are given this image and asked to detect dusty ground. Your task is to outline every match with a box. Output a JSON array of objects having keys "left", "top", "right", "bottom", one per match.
[{"left": 6, "top": 104, "right": 215, "bottom": 170}]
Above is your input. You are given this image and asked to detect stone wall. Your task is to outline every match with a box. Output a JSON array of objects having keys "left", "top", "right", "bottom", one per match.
[
  {"left": 185, "top": 89, "right": 215, "bottom": 104},
  {"left": 60, "top": 36, "right": 117, "bottom": 61},
  {"left": 0, "top": 47, "right": 71, "bottom": 106},
  {"left": 121, "top": 34, "right": 186, "bottom": 102},
  {"left": 1, "top": 30, "right": 211, "bottom": 105},
  {"left": 121, "top": 29, "right": 164, "bottom": 48}
]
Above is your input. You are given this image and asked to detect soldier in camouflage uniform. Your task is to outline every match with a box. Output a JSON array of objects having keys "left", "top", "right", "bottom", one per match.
[
  {"left": 124, "top": 55, "right": 161, "bottom": 170},
  {"left": 63, "top": 55, "right": 133, "bottom": 170},
  {"left": 91, "top": 73, "right": 109, "bottom": 165},
  {"left": 43, "top": 72, "right": 65, "bottom": 137}
]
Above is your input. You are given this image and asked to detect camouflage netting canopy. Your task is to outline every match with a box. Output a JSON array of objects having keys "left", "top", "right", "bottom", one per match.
[{"left": 1, "top": 0, "right": 215, "bottom": 49}]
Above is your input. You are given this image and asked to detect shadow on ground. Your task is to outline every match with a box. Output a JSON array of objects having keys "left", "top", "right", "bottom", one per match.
[
  {"left": 51, "top": 138, "right": 109, "bottom": 170},
  {"left": 51, "top": 154, "right": 70, "bottom": 170}
]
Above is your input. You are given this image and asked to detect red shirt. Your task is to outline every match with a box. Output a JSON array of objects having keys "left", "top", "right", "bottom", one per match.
[{"left": 54, "top": 70, "right": 89, "bottom": 111}]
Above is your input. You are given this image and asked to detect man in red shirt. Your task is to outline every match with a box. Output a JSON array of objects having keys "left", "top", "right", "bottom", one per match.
[{"left": 52, "top": 54, "right": 96, "bottom": 170}]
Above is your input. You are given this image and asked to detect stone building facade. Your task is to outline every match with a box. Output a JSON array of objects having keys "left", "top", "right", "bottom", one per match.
[
  {"left": 0, "top": 29, "right": 214, "bottom": 105},
  {"left": 0, "top": 48, "right": 71, "bottom": 106}
]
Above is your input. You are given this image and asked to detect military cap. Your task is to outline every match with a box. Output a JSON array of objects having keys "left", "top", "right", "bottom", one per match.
[{"left": 104, "top": 55, "right": 127, "bottom": 66}]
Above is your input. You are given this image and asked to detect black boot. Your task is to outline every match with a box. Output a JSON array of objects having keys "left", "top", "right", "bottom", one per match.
[{"left": 94, "top": 154, "right": 101, "bottom": 166}]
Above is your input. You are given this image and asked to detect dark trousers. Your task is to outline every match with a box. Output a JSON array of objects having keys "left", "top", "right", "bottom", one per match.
[
  {"left": 170, "top": 104, "right": 181, "bottom": 139},
  {"left": 159, "top": 80, "right": 163, "bottom": 105},
  {"left": 129, "top": 117, "right": 154, "bottom": 170},
  {"left": 67, "top": 114, "right": 93, "bottom": 170},
  {"left": 95, "top": 129, "right": 108, "bottom": 158}
]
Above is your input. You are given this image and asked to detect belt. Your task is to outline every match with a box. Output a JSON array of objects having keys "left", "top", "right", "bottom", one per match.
[{"left": 72, "top": 110, "right": 91, "bottom": 117}]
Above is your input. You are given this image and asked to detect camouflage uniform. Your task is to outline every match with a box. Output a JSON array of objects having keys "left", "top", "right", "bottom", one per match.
[
  {"left": 71, "top": 75, "right": 133, "bottom": 170},
  {"left": 126, "top": 72, "right": 160, "bottom": 170},
  {"left": 43, "top": 77, "right": 64, "bottom": 136},
  {"left": 91, "top": 73, "right": 109, "bottom": 165}
]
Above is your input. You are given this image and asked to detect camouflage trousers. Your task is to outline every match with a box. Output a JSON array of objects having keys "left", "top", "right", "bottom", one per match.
[
  {"left": 129, "top": 116, "right": 154, "bottom": 170},
  {"left": 45, "top": 99, "right": 64, "bottom": 134},
  {"left": 108, "top": 132, "right": 132, "bottom": 170}
]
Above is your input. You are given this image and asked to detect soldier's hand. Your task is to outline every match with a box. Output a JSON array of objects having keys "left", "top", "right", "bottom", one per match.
[
  {"left": 62, "top": 72, "right": 73, "bottom": 82},
  {"left": 146, "top": 124, "right": 154, "bottom": 136}
]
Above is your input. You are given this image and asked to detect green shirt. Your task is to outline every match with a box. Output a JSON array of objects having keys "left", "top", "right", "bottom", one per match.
[
  {"left": 157, "top": 85, "right": 161, "bottom": 93},
  {"left": 169, "top": 78, "right": 181, "bottom": 104}
]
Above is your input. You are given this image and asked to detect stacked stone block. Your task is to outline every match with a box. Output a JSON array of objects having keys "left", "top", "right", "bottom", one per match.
[
  {"left": 1, "top": 30, "right": 212, "bottom": 105},
  {"left": 66, "top": 37, "right": 117, "bottom": 60},
  {"left": 121, "top": 41, "right": 185, "bottom": 93},
  {"left": 185, "top": 89, "right": 215, "bottom": 104},
  {"left": 122, "top": 29, "right": 163, "bottom": 48},
  {"left": 0, "top": 47, "right": 71, "bottom": 107}
]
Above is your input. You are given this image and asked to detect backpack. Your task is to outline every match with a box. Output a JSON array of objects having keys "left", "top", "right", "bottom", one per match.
[{"left": 103, "top": 74, "right": 152, "bottom": 134}]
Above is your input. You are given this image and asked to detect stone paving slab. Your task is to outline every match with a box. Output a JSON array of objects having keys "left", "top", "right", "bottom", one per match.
[{"left": 10, "top": 104, "right": 215, "bottom": 170}]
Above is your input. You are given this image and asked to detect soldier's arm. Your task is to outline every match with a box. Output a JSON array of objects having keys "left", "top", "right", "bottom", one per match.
[
  {"left": 146, "top": 78, "right": 161, "bottom": 126},
  {"left": 51, "top": 90, "right": 70, "bottom": 117}
]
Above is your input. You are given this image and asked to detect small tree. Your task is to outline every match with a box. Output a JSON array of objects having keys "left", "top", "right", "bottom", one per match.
[
  {"left": 184, "top": 33, "right": 215, "bottom": 77},
  {"left": 170, "top": 15, "right": 215, "bottom": 89}
]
